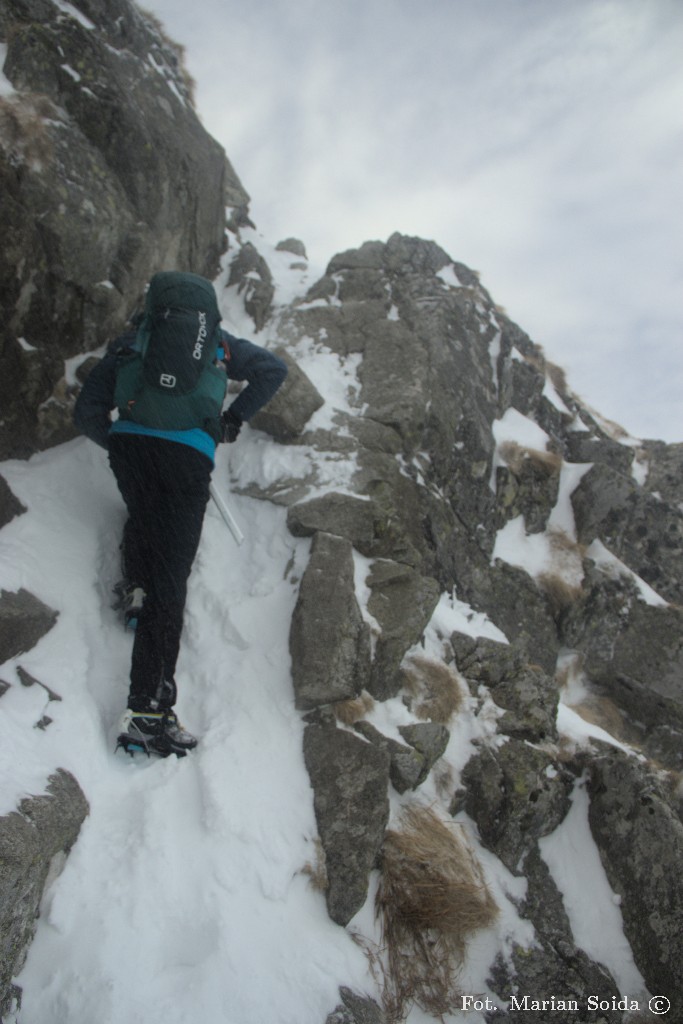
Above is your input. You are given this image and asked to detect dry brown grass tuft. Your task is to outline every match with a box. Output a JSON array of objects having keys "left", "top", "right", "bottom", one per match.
[
  {"left": 376, "top": 805, "right": 498, "bottom": 1021},
  {"left": 432, "top": 760, "right": 456, "bottom": 801},
  {"left": 546, "top": 526, "right": 585, "bottom": 557},
  {"left": 300, "top": 838, "right": 327, "bottom": 892},
  {"left": 400, "top": 657, "right": 463, "bottom": 725},
  {"left": 546, "top": 361, "right": 569, "bottom": 397},
  {"left": 539, "top": 528, "right": 587, "bottom": 602},
  {"left": 570, "top": 694, "right": 641, "bottom": 745},
  {"left": 537, "top": 572, "right": 583, "bottom": 618},
  {"left": 498, "top": 440, "right": 563, "bottom": 477},
  {"left": 333, "top": 691, "right": 376, "bottom": 725}
]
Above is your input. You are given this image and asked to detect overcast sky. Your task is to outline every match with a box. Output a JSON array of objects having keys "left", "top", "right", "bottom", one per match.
[{"left": 145, "top": 0, "right": 683, "bottom": 443}]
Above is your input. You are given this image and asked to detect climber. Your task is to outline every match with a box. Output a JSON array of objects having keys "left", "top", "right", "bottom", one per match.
[{"left": 74, "top": 271, "right": 287, "bottom": 757}]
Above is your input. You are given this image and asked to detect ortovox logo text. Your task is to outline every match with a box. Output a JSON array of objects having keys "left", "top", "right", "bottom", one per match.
[
  {"left": 193, "top": 311, "right": 208, "bottom": 360},
  {"left": 160, "top": 373, "right": 176, "bottom": 388}
]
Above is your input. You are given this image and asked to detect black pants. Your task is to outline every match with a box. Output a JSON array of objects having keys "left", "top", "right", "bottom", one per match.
[{"left": 109, "top": 434, "right": 212, "bottom": 711}]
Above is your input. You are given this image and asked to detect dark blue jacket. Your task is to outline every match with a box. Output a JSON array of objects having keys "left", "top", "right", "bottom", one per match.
[{"left": 74, "top": 328, "right": 288, "bottom": 452}]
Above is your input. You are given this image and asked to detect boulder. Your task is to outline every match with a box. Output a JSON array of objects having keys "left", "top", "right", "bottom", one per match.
[
  {"left": 250, "top": 347, "right": 324, "bottom": 441},
  {"left": 287, "top": 492, "right": 377, "bottom": 553},
  {"left": 450, "top": 632, "right": 558, "bottom": 742},
  {"left": 353, "top": 721, "right": 427, "bottom": 794},
  {"left": 461, "top": 560, "right": 560, "bottom": 674},
  {"left": 325, "top": 987, "right": 385, "bottom": 1024},
  {"left": 397, "top": 723, "right": 450, "bottom": 776},
  {"left": 0, "top": 770, "right": 89, "bottom": 1018},
  {"left": 353, "top": 450, "right": 428, "bottom": 569},
  {"left": 303, "top": 725, "right": 390, "bottom": 926},
  {"left": 493, "top": 451, "right": 561, "bottom": 535},
  {"left": 289, "top": 533, "right": 370, "bottom": 710},
  {"left": 275, "top": 238, "right": 307, "bottom": 260},
  {"left": 0, "top": 589, "right": 58, "bottom": 664},
  {"left": 226, "top": 241, "right": 274, "bottom": 331},
  {"left": 365, "top": 560, "right": 441, "bottom": 700},
  {"left": 450, "top": 632, "right": 521, "bottom": 686},
  {"left": 461, "top": 740, "right": 574, "bottom": 875}
]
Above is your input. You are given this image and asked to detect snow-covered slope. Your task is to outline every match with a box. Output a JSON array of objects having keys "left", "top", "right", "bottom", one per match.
[{"left": 0, "top": 231, "right": 648, "bottom": 1023}]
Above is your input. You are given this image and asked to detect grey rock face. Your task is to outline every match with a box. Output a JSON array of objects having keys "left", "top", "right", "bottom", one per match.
[
  {"left": 450, "top": 632, "right": 558, "bottom": 742},
  {"left": 287, "top": 493, "right": 378, "bottom": 552},
  {"left": 282, "top": 233, "right": 502, "bottom": 578},
  {"left": 1, "top": 0, "right": 248, "bottom": 458},
  {"left": 461, "top": 740, "right": 573, "bottom": 875},
  {"left": 289, "top": 532, "right": 370, "bottom": 710},
  {"left": 487, "top": 940, "right": 621, "bottom": 1024},
  {"left": 587, "top": 748, "right": 683, "bottom": 1013},
  {"left": 353, "top": 721, "right": 427, "bottom": 794},
  {"left": 352, "top": 449, "right": 428, "bottom": 570},
  {"left": 303, "top": 725, "right": 390, "bottom": 926},
  {"left": 0, "top": 770, "right": 89, "bottom": 1018},
  {"left": 450, "top": 632, "right": 523, "bottom": 686},
  {"left": 250, "top": 348, "right": 324, "bottom": 441},
  {"left": 485, "top": 843, "right": 622, "bottom": 1023},
  {"left": 564, "top": 431, "right": 634, "bottom": 475},
  {"left": 274, "top": 233, "right": 683, "bottom": 1007},
  {"left": 463, "top": 560, "right": 559, "bottom": 674},
  {"left": 640, "top": 439, "right": 683, "bottom": 505},
  {"left": 572, "top": 463, "right": 683, "bottom": 604},
  {"left": 275, "top": 238, "right": 307, "bottom": 259},
  {"left": 0, "top": 589, "right": 58, "bottom": 664},
  {"left": 227, "top": 242, "right": 275, "bottom": 331},
  {"left": 397, "top": 723, "right": 450, "bottom": 775},
  {"left": 286, "top": 486, "right": 425, "bottom": 566},
  {"left": 366, "top": 560, "right": 441, "bottom": 701},
  {"left": 561, "top": 564, "right": 683, "bottom": 765},
  {"left": 494, "top": 452, "right": 561, "bottom": 535}
]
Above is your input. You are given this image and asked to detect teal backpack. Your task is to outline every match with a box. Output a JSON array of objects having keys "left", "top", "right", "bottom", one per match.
[{"left": 114, "top": 271, "right": 227, "bottom": 440}]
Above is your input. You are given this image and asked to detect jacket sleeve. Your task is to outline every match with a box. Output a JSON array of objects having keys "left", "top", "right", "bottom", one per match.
[
  {"left": 73, "top": 332, "right": 136, "bottom": 449},
  {"left": 221, "top": 331, "right": 288, "bottom": 422},
  {"left": 73, "top": 352, "right": 118, "bottom": 449}
]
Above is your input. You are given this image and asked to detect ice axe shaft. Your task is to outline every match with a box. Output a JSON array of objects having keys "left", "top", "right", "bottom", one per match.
[{"left": 209, "top": 481, "right": 244, "bottom": 546}]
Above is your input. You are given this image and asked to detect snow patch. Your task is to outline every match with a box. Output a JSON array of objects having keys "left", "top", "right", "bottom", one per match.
[
  {"left": 60, "top": 64, "right": 81, "bottom": 82},
  {"left": 436, "top": 263, "right": 463, "bottom": 288},
  {"left": 587, "top": 539, "right": 669, "bottom": 606},
  {"left": 542, "top": 375, "right": 572, "bottom": 414},
  {"left": 0, "top": 44, "right": 15, "bottom": 97},
  {"left": 492, "top": 407, "right": 551, "bottom": 452},
  {"left": 539, "top": 779, "right": 648, "bottom": 999},
  {"left": 53, "top": 0, "right": 95, "bottom": 29}
]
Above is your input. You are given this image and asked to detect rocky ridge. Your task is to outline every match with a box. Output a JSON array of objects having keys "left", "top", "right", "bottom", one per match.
[{"left": 241, "top": 232, "right": 683, "bottom": 1020}]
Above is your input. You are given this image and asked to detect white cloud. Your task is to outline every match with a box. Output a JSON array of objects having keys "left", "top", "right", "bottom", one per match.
[{"left": 146, "top": 0, "right": 683, "bottom": 441}]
